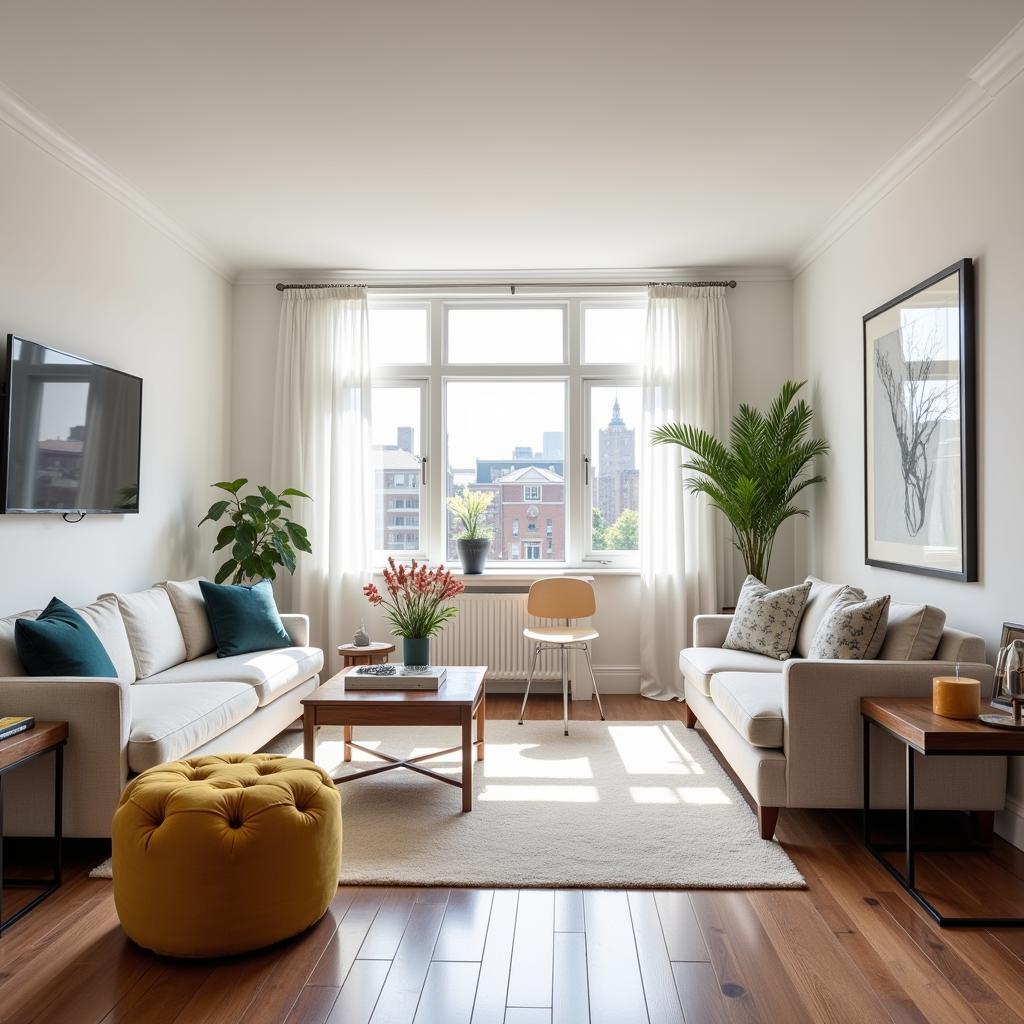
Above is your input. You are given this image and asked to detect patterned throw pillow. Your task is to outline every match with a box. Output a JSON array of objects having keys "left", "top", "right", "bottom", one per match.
[
  {"left": 807, "top": 593, "right": 890, "bottom": 660},
  {"left": 723, "top": 576, "right": 812, "bottom": 661}
]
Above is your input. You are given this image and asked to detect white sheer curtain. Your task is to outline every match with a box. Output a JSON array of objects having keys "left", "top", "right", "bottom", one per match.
[
  {"left": 640, "top": 285, "right": 734, "bottom": 699},
  {"left": 271, "top": 287, "right": 373, "bottom": 670}
]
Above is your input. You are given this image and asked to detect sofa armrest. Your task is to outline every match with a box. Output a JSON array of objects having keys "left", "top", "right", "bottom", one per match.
[
  {"left": 0, "top": 675, "right": 131, "bottom": 837},
  {"left": 693, "top": 615, "right": 733, "bottom": 649},
  {"left": 280, "top": 613, "right": 310, "bottom": 648},
  {"left": 783, "top": 659, "right": 1000, "bottom": 809}
]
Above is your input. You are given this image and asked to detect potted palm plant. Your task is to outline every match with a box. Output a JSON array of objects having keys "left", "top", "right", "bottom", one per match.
[
  {"left": 363, "top": 559, "right": 465, "bottom": 666},
  {"left": 448, "top": 490, "right": 494, "bottom": 574},
  {"left": 650, "top": 380, "right": 829, "bottom": 582}
]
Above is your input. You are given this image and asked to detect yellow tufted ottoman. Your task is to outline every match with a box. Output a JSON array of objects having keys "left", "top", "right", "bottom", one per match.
[{"left": 112, "top": 754, "right": 341, "bottom": 958}]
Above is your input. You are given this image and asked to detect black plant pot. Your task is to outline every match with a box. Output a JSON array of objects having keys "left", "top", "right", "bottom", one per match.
[{"left": 457, "top": 538, "right": 490, "bottom": 574}]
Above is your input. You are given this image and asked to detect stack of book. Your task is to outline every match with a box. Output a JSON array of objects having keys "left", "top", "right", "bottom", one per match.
[
  {"left": 347, "top": 665, "right": 447, "bottom": 691},
  {"left": 0, "top": 716, "right": 35, "bottom": 742}
]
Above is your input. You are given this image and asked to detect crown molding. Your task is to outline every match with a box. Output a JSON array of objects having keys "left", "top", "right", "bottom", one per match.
[
  {"left": 233, "top": 265, "right": 792, "bottom": 287},
  {"left": 0, "top": 79, "right": 232, "bottom": 280},
  {"left": 792, "top": 16, "right": 1024, "bottom": 276}
]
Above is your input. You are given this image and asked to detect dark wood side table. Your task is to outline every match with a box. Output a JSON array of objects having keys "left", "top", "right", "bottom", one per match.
[
  {"left": 861, "top": 697, "right": 1024, "bottom": 928},
  {"left": 302, "top": 666, "right": 486, "bottom": 812},
  {"left": 0, "top": 721, "right": 67, "bottom": 933},
  {"left": 336, "top": 642, "right": 396, "bottom": 668}
]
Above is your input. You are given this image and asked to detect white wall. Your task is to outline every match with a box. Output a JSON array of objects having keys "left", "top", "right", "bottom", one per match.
[
  {"left": 0, "top": 122, "right": 232, "bottom": 612},
  {"left": 793, "top": 74, "right": 1024, "bottom": 835},
  {"left": 230, "top": 277, "right": 795, "bottom": 689}
]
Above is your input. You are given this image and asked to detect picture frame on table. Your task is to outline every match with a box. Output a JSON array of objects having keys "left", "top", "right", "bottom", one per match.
[
  {"left": 863, "top": 258, "right": 977, "bottom": 581},
  {"left": 993, "top": 622, "right": 1024, "bottom": 709}
]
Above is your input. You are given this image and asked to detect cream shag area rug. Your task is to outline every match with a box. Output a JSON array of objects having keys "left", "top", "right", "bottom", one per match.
[{"left": 92, "top": 720, "right": 803, "bottom": 889}]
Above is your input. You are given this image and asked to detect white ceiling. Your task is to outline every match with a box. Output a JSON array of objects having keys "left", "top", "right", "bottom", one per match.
[{"left": 0, "top": 0, "right": 1021, "bottom": 274}]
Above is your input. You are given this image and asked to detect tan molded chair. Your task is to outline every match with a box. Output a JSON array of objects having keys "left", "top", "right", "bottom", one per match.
[{"left": 519, "top": 577, "right": 605, "bottom": 736}]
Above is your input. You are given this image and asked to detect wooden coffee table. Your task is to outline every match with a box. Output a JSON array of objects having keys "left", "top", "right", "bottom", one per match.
[{"left": 301, "top": 666, "right": 486, "bottom": 812}]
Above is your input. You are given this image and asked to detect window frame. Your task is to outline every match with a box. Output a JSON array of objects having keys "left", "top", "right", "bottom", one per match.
[{"left": 369, "top": 290, "right": 644, "bottom": 571}]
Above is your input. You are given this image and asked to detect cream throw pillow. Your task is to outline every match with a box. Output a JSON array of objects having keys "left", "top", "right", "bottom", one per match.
[
  {"left": 723, "top": 576, "right": 812, "bottom": 661},
  {"left": 878, "top": 603, "right": 946, "bottom": 661},
  {"left": 808, "top": 593, "right": 890, "bottom": 660},
  {"left": 161, "top": 578, "right": 216, "bottom": 660},
  {"left": 112, "top": 587, "right": 188, "bottom": 678},
  {"left": 794, "top": 577, "right": 867, "bottom": 658}
]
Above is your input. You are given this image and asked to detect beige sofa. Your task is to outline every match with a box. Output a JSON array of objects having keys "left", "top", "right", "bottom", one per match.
[
  {"left": 0, "top": 580, "right": 323, "bottom": 837},
  {"left": 679, "top": 583, "right": 1006, "bottom": 840}
]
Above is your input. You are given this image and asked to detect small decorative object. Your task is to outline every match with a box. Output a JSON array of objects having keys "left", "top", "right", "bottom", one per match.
[
  {"left": 448, "top": 490, "right": 494, "bottom": 574},
  {"left": 199, "top": 478, "right": 312, "bottom": 585},
  {"left": 349, "top": 664, "right": 447, "bottom": 691},
  {"left": 363, "top": 558, "right": 465, "bottom": 666},
  {"left": 863, "top": 259, "right": 976, "bottom": 581},
  {"left": 651, "top": 380, "right": 829, "bottom": 580},
  {"left": 357, "top": 664, "right": 397, "bottom": 676},
  {"left": 992, "top": 622, "right": 1024, "bottom": 708},
  {"left": 984, "top": 638, "right": 1024, "bottom": 728},
  {"left": 353, "top": 622, "right": 370, "bottom": 647},
  {"left": 932, "top": 673, "right": 981, "bottom": 719}
]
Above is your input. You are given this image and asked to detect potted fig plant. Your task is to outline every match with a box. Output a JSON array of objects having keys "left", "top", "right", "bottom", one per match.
[
  {"left": 448, "top": 489, "right": 494, "bottom": 574},
  {"left": 363, "top": 559, "right": 465, "bottom": 666},
  {"left": 198, "top": 478, "right": 312, "bottom": 584}
]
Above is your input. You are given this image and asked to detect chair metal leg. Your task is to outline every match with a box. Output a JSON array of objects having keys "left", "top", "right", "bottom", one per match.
[
  {"left": 561, "top": 645, "right": 569, "bottom": 736},
  {"left": 583, "top": 644, "right": 605, "bottom": 721},
  {"left": 519, "top": 643, "right": 540, "bottom": 724}
]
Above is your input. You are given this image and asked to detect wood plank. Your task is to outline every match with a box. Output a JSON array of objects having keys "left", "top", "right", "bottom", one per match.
[
  {"left": 627, "top": 891, "right": 684, "bottom": 1024},
  {"left": 369, "top": 900, "right": 449, "bottom": 1024},
  {"left": 507, "top": 890, "right": 554, "bottom": 1009},
  {"left": 325, "top": 960, "right": 392, "bottom": 1024},
  {"left": 504, "top": 1011, "right": 551, "bottom": 1024},
  {"left": 653, "top": 892, "right": 708, "bottom": 963},
  {"left": 583, "top": 890, "right": 646, "bottom": 1024},
  {"left": 308, "top": 890, "right": 387, "bottom": 988},
  {"left": 359, "top": 890, "right": 419, "bottom": 961},
  {"left": 471, "top": 890, "right": 519, "bottom": 1024},
  {"left": 413, "top": 961, "right": 480, "bottom": 1024},
  {"left": 284, "top": 986, "right": 341, "bottom": 1024},
  {"left": 551, "top": 932, "right": 588, "bottom": 1024},
  {"left": 433, "top": 890, "right": 494, "bottom": 962},
  {"left": 553, "top": 892, "right": 584, "bottom": 933},
  {"left": 671, "top": 962, "right": 736, "bottom": 1024}
]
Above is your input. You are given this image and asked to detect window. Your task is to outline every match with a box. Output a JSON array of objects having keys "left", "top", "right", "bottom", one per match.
[
  {"left": 369, "top": 291, "right": 642, "bottom": 568},
  {"left": 586, "top": 383, "right": 641, "bottom": 557}
]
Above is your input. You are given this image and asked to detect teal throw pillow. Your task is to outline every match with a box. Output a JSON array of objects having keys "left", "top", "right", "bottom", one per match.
[
  {"left": 199, "top": 579, "right": 292, "bottom": 658},
  {"left": 15, "top": 598, "right": 118, "bottom": 677}
]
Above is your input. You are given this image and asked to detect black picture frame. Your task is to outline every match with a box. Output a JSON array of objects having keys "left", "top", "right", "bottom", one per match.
[{"left": 862, "top": 258, "right": 977, "bottom": 581}]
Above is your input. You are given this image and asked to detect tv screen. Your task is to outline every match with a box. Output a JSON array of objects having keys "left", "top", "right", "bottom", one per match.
[{"left": 1, "top": 336, "right": 142, "bottom": 513}]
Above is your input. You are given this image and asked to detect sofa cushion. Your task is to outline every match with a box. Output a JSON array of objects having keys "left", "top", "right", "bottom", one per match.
[
  {"left": 161, "top": 578, "right": 215, "bottom": 660},
  {"left": 724, "top": 576, "right": 811, "bottom": 660},
  {"left": 15, "top": 598, "right": 118, "bottom": 678},
  {"left": 808, "top": 592, "right": 890, "bottom": 660},
  {"left": 710, "top": 672, "right": 784, "bottom": 749},
  {"left": 199, "top": 580, "right": 292, "bottom": 658},
  {"left": 679, "top": 647, "right": 785, "bottom": 697},
  {"left": 139, "top": 646, "right": 323, "bottom": 707},
  {"left": 0, "top": 610, "right": 40, "bottom": 676},
  {"left": 795, "top": 578, "right": 866, "bottom": 658},
  {"left": 113, "top": 587, "right": 188, "bottom": 678},
  {"left": 879, "top": 603, "right": 946, "bottom": 661},
  {"left": 128, "top": 682, "right": 259, "bottom": 773}
]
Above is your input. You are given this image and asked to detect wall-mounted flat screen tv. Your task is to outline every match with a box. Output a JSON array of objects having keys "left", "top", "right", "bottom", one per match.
[{"left": 1, "top": 336, "right": 142, "bottom": 513}]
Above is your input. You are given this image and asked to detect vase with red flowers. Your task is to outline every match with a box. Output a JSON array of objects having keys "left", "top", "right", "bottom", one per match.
[{"left": 363, "top": 558, "right": 465, "bottom": 666}]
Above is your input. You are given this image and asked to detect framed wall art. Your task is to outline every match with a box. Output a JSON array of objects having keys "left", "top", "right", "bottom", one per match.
[{"left": 863, "top": 258, "right": 976, "bottom": 581}]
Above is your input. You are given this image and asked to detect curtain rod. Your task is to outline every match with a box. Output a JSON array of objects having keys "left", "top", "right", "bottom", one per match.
[{"left": 274, "top": 279, "right": 737, "bottom": 292}]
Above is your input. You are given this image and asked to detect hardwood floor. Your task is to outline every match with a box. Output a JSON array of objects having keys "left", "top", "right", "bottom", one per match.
[{"left": 3, "top": 694, "right": 1024, "bottom": 1023}]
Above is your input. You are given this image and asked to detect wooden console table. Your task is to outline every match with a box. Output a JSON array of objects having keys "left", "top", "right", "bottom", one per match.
[{"left": 861, "top": 696, "right": 1024, "bottom": 927}]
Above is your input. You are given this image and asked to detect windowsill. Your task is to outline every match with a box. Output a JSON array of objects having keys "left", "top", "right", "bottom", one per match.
[{"left": 372, "top": 565, "right": 639, "bottom": 580}]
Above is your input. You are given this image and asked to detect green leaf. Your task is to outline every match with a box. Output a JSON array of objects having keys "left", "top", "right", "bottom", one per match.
[
  {"left": 213, "top": 478, "right": 248, "bottom": 494},
  {"left": 285, "top": 520, "right": 312, "bottom": 553},
  {"left": 214, "top": 559, "right": 237, "bottom": 584},
  {"left": 280, "top": 488, "right": 311, "bottom": 499},
  {"left": 213, "top": 524, "right": 236, "bottom": 552},
  {"left": 242, "top": 494, "right": 265, "bottom": 511},
  {"left": 199, "top": 500, "right": 232, "bottom": 527},
  {"left": 258, "top": 484, "right": 279, "bottom": 507},
  {"left": 272, "top": 535, "right": 296, "bottom": 574}
]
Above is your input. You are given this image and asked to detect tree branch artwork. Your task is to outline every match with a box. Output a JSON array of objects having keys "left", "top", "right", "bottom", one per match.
[{"left": 874, "top": 325, "right": 952, "bottom": 537}]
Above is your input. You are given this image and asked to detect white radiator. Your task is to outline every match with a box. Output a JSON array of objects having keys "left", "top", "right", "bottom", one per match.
[{"left": 433, "top": 592, "right": 570, "bottom": 681}]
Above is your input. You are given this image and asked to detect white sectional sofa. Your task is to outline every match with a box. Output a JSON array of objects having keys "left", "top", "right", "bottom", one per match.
[
  {"left": 678, "top": 581, "right": 1006, "bottom": 840},
  {"left": 0, "top": 580, "right": 323, "bottom": 837}
]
